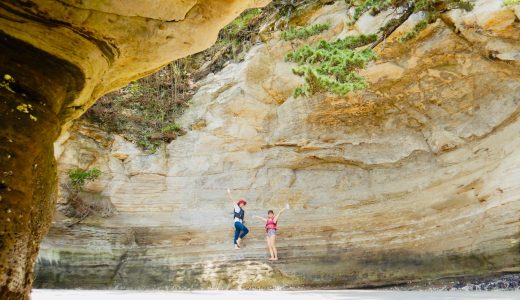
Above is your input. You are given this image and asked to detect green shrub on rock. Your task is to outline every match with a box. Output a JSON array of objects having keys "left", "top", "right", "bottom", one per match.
[
  {"left": 503, "top": 0, "right": 520, "bottom": 6},
  {"left": 161, "top": 122, "right": 182, "bottom": 133},
  {"left": 398, "top": 19, "right": 429, "bottom": 42},
  {"left": 281, "top": 23, "right": 331, "bottom": 41},
  {"left": 67, "top": 167, "right": 101, "bottom": 191},
  {"left": 350, "top": 0, "right": 394, "bottom": 24},
  {"left": 349, "top": 0, "right": 473, "bottom": 41},
  {"left": 286, "top": 34, "right": 377, "bottom": 97},
  {"left": 222, "top": 8, "right": 262, "bottom": 38},
  {"left": 62, "top": 167, "right": 115, "bottom": 221}
]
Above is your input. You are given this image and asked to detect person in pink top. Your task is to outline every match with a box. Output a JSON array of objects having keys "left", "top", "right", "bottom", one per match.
[{"left": 254, "top": 206, "right": 288, "bottom": 261}]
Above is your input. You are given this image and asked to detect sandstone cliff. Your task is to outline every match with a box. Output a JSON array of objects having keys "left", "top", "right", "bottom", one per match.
[
  {"left": 0, "top": 1, "right": 268, "bottom": 298},
  {"left": 36, "top": 0, "right": 520, "bottom": 289}
]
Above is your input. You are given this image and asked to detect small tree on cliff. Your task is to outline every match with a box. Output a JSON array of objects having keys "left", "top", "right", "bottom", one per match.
[
  {"left": 60, "top": 167, "right": 114, "bottom": 224},
  {"left": 285, "top": 0, "right": 473, "bottom": 98},
  {"left": 67, "top": 167, "right": 101, "bottom": 191}
]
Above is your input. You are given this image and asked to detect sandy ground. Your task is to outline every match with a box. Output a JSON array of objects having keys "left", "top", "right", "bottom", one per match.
[{"left": 31, "top": 290, "right": 520, "bottom": 300}]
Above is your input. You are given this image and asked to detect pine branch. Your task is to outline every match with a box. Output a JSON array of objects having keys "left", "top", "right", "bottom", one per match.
[{"left": 370, "top": 2, "right": 416, "bottom": 49}]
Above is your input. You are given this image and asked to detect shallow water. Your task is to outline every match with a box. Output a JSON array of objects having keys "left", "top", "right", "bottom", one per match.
[{"left": 32, "top": 290, "right": 520, "bottom": 300}]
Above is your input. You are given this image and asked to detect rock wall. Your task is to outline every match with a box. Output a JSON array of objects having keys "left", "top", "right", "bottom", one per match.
[
  {"left": 0, "top": 0, "right": 270, "bottom": 121},
  {"left": 0, "top": 1, "right": 269, "bottom": 298},
  {"left": 36, "top": 0, "right": 520, "bottom": 289}
]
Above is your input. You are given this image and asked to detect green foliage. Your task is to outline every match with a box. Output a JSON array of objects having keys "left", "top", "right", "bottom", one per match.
[
  {"left": 85, "top": 6, "right": 265, "bottom": 151},
  {"left": 128, "top": 81, "right": 143, "bottom": 96},
  {"left": 62, "top": 167, "right": 115, "bottom": 219},
  {"left": 350, "top": 0, "right": 393, "bottom": 24},
  {"left": 67, "top": 167, "right": 101, "bottom": 191},
  {"left": 349, "top": 0, "right": 473, "bottom": 24},
  {"left": 379, "top": 18, "right": 402, "bottom": 32},
  {"left": 222, "top": 8, "right": 262, "bottom": 38},
  {"left": 138, "top": 136, "right": 160, "bottom": 154},
  {"left": 286, "top": 0, "right": 475, "bottom": 97},
  {"left": 398, "top": 19, "right": 429, "bottom": 42},
  {"left": 286, "top": 34, "right": 377, "bottom": 97},
  {"left": 281, "top": 23, "right": 331, "bottom": 41},
  {"left": 396, "top": 0, "right": 472, "bottom": 43},
  {"left": 217, "top": 8, "right": 263, "bottom": 61},
  {"left": 85, "top": 61, "right": 191, "bottom": 152},
  {"left": 414, "top": 0, "right": 473, "bottom": 12},
  {"left": 503, "top": 0, "right": 520, "bottom": 6},
  {"left": 161, "top": 122, "right": 182, "bottom": 133},
  {"left": 348, "top": 0, "right": 473, "bottom": 43}
]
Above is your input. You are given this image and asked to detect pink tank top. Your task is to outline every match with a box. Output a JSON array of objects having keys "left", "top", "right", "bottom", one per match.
[{"left": 265, "top": 218, "right": 277, "bottom": 231}]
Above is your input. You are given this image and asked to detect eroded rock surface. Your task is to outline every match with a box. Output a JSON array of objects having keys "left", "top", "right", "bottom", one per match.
[
  {"left": 36, "top": 0, "right": 520, "bottom": 290},
  {"left": 0, "top": 1, "right": 269, "bottom": 298}
]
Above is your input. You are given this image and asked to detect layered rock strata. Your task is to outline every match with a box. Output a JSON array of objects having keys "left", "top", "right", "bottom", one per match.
[
  {"left": 0, "top": 1, "right": 269, "bottom": 298},
  {"left": 36, "top": 0, "right": 520, "bottom": 289}
]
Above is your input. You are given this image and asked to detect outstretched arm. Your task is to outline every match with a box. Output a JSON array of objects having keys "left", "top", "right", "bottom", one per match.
[
  {"left": 273, "top": 208, "right": 287, "bottom": 223},
  {"left": 227, "top": 188, "right": 236, "bottom": 207},
  {"left": 253, "top": 215, "right": 267, "bottom": 223}
]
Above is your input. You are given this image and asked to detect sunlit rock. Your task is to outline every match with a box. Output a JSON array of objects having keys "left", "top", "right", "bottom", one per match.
[{"left": 36, "top": 0, "right": 520, "bottom": 290}]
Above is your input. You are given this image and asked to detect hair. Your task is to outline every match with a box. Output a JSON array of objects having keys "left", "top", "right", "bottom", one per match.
[{"left": 268, "top": 210, "right": 274, "bottom": 214}]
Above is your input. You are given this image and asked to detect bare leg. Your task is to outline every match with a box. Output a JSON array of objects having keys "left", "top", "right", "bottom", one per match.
[
  {"left": 271, "top": 235, "right": 278, "bottom": 260},
  {"left": 266, "top": 236, "right": 274, "bottom": 260}
]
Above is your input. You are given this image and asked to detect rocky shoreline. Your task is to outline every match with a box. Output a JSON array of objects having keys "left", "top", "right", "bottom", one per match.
[{"left": 386, "top": 273, "right": 520, "bottom": 291}]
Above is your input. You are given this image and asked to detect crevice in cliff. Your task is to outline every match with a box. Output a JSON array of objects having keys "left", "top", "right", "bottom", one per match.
[
  {"left": 370, "top": 3, "right": 416, "bottom": 50},
  {"left": 280, "top": 149, "right": 434, "bottom": 171},
  {"left": 262, "top": 139, "right": 437, "bottom": 170},
  {"left": 111, "top": 250, "right": 129, "bottom": 283},
  {"left": 439, "top": 12, "right": 520, "bottom": 64}
]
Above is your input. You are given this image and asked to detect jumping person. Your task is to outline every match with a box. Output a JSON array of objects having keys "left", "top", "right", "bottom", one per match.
[
  {"left": 227, "top": 188, "right": 249, "bottom": 249},
  {"left": 254, "top": 206, "right": 288, "bottom": 261}
]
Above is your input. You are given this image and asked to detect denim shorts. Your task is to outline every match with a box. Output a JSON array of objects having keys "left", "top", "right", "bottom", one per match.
[{"left": 266, "top": 229, "right": 277, "bottom": 237}]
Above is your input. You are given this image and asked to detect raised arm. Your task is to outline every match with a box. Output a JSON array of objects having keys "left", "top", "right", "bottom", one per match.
[
  {"left": 273, "top": 208, "right": 287, "bottom": 224},
  {"left": 253, "top": 215, "right": 267, "bottom": 223},
  {"left": 227, "top": 188, "right": 236, "bottom": 207}
]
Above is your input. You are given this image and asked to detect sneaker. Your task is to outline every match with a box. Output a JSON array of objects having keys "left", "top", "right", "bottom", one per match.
[{"left": 234, "top": 244, "right": 240, "bottom": 250}]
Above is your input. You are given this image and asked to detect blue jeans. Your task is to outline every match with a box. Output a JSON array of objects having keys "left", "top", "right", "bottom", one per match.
[{"left": 234, "top": 221, "right": 249, "bottom": 244}]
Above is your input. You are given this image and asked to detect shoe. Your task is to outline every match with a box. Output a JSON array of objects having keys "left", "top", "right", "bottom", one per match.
[
  {"left": 234, "top": 244, "right": 240, "bottom": 250},
  {"left": 236, "top": 238, "right": 242, "bottom": 247}
]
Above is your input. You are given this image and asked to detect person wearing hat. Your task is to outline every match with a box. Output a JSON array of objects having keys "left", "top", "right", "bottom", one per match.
[{"left": 227, "top": 188, "right": 249, "bottom": 249}]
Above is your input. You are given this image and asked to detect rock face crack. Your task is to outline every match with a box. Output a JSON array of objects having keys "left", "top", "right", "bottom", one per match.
[{"left": 111, "top": 250, "right": 129, "bottom": 283}]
